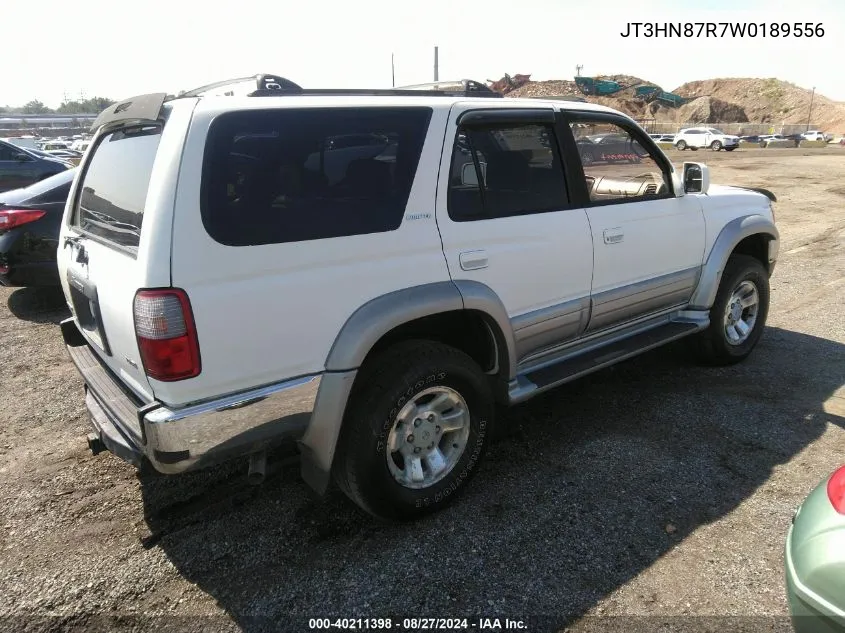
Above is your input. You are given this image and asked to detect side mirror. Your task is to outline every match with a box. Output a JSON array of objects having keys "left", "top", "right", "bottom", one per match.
[
  {"left": 461, "top": 161, "right": 486, "bottom": 187},
  {"left": 683, "top": 162, "right": 710, "bottom": 194}
]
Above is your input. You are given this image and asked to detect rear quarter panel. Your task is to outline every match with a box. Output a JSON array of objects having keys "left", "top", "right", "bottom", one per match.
[{"left": 163, "top": 100, "right": 452, "bottom": 406}]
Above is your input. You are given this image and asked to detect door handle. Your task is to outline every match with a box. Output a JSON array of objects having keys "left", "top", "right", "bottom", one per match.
[
  {"left": 459, "top": 250, "right": 488, "bottom": 271},
  {"left": 602, "top": 228, "right": 624, "bottom": 245}
]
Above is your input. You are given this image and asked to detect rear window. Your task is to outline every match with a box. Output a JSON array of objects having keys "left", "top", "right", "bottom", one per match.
[
  {"left": 201, "top": 107, "right": 432, "bottom": 246},
  {"left": 74, "top": 124, "right": 162, "bottom": 250}
]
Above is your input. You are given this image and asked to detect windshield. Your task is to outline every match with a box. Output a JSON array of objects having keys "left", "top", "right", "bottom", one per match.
[{"left": 708, "top": 128, "right": 726, "bottom": 135}]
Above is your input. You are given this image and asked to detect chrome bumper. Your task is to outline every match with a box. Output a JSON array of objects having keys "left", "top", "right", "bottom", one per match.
[{"left": 61, "top": 318, "right": 321, "bottom": 475}]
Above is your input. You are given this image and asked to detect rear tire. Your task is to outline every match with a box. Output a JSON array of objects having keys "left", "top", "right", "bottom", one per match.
[
  {"left": 333, "top": 340, "right": 494, "bottom": 521},
  {"left": 690, "top": 255, "right": 770, "bottom": 365}
]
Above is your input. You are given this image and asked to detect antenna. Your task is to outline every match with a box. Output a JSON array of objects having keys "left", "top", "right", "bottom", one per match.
[
  {"left": 576, "top": 64, "right": 584, "bottom": 77},
  {"left": 392, "top": 53, "right": 395, "bottom": 88},
  {"left": 434, "top": 46, "right": 439, "bottom": 82}
]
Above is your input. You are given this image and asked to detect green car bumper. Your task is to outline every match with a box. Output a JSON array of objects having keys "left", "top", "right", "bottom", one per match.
[{"left": 785, "top": 468, "right": 845, "bottom": 633}]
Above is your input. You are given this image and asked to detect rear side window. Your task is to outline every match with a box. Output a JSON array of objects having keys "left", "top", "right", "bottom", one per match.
[
  {"left": 201, "top": 107, "right": 432, "bottom": 246},
  {"left": 74, "top": 125, "right": 162, "bottom": 250}
]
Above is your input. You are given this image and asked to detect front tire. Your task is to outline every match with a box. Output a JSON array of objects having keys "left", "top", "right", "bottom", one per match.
[
  {"left": 710, "top": 140, "right": 723, "bottom": 151},
  {"left": 676, "top": 140, "right": 687, "bottom": 150},
  {"left": 691, "top": 255, "right": 770, "bottom": 365},
  {"left": 333, "top": 340, "right": 494, "bottom": 520}
]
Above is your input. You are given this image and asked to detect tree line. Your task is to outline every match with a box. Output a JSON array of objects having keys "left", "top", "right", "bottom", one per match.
[{"left": 0, "top": 97, "right": 117, "bottom": 116}]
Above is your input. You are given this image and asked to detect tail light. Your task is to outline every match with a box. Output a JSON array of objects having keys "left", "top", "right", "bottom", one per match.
[
  {"left": 133, "top": 289, "right": 201, "bottom": 381},
  {"left": 827, "top": 466, "right": 845, "bottom": 514},
  {"left": 0, "top": 209, "right": 46, "bottom": 231}
]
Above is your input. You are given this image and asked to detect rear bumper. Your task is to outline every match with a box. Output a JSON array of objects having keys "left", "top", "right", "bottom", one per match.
[{"left": 61, "top": 317, "right": 321, "bottom": 475}]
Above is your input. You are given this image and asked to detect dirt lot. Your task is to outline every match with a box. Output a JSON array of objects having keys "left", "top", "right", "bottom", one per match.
[{"left": 1, "top": 147, "right": 844, "bottom": 633}]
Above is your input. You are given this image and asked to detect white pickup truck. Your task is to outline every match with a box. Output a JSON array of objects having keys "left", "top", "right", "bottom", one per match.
[{"left": 57, "top": 75, "right": 779, "bottom": 520}]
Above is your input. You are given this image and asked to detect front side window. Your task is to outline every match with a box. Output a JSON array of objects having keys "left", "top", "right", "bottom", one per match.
[
  {"left": 447, "top": 123, "right": 567, "bottom": 222},
  {"left": 570, "top": 120, "right": 671, "bottom": 204},
  {"left": 201, "top": 107, "right": 432, "bottom": 246},
  {"left": 74, "top": 124, "right": 162, "bottom": 250}
]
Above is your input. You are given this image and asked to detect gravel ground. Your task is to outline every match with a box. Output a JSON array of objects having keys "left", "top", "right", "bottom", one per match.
[{"left": 0, "top": 147, "right": 843, "bottom": 633}]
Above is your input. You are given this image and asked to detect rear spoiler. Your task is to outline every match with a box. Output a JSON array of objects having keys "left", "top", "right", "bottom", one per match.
[{"left": 89, "top": 93, "right": 168, "bottom": 133}]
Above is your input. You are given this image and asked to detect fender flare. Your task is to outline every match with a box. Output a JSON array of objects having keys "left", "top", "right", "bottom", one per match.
[
  {"left": 324, "top": 280, "right": 516, "bottom": 379},
  {"left": 688, "top": 214, "right": 779, "bottom": 310},
  {"left": 300, "top": 281, "right": 517, "bottom": 494}
]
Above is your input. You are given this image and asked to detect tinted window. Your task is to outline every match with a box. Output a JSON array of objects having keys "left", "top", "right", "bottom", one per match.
[
  {"left": 570, "top": 120, "right": 670, "bottom": 204},
  {"left": 0, "top": 168, "right": 76, "bottom": 205},
  {"left": 73, "top": 125, "right": 161, "bottom": 250},
  {"left": 0, "top": 142, "right": 22, "bottom": 161},
  {"left": 448, "top": 123, "right": 567, "bottom": 222},
  {"left": 202, "top": 107, "right": 432, "bottom": 246}
]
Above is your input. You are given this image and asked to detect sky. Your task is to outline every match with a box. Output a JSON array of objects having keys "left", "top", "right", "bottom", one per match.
[{"left": 3, "top": 0, "right": 844, "bottom": 108}]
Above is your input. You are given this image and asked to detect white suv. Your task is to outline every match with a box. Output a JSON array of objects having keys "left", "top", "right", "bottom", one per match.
[
  {"left": 801, "top": 130, "right": 828, "bottom": 142},
  {"left": 675, "top": 127, "right": 740, "bottom": 151},
  {"left": 58, "top": 74, "right": 779, "bottom": 520}
]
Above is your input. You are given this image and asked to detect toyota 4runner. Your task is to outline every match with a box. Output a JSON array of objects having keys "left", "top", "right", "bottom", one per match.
[{"left": 58, "top": 75, "right": 779, "bottom": 520}]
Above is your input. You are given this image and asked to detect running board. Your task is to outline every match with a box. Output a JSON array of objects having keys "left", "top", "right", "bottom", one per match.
[{"left": 508, "top": 321, "right": 701, "bottom": 404}]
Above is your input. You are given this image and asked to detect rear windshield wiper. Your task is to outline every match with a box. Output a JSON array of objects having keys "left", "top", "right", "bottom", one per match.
[{"left": 81, "top": 209, "right": 141, "bottom": 236}]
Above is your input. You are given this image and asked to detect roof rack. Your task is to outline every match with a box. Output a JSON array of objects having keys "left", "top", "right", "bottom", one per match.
[
  {"left": 170, "top": 74, "right": 503, "bottom": 100},
  {"left": 395, "top": 79, "right": 499, "bottom": 95},
  {"left": 176, "top": 74, "right": 303, "bottom": 98}
]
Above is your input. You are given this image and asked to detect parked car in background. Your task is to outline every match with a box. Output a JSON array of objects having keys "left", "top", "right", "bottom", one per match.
[
  {"left": 39, "top": 141, "right": 72, "bottom": 151},
  {"left": 759, "top": 134, "right": 787, "bottom": 147},
  {"left": 674, "top": 127, "right": 739, "bottom": 151},
  {"left": 785, "top": 464, "right": 845, "bottom": 632},
  {"left": 740, "top": 135, "right": 763, "bottom": 143},
  {"left": 801, "top": 130, "right": 830, "bottom": 142},
  {"left": 784, "top": 134, "right": 805, "bottom": 147},
  {"left": 0, "top": 136, "right": 39, "bottom": 151},
  {"left": 0, "top": 167, "right": 76, "bottom": 286},
  {"left": 576, "top": 134, "right": 643, "bottom": 164},
  {"left": 0, "top": 139, "right": 73, "bottom": 193},
  {"left": 45, "top": 149, "right": 83, "bottom": 161},
  {"left": 70, "top": 139, "right": 92, "bottom": 153}
]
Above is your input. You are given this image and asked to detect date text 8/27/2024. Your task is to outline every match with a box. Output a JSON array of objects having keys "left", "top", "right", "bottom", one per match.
[
  {"left": 620, "top": 22, "right": 825, "bottom": 38},
  {"left": 308, "top": 618, "right": 527, "bottom": 630}
]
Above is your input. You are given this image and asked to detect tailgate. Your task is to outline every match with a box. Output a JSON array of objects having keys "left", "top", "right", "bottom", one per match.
[{"left": 59, "top": 124, "right": 165, "bottom": 402}]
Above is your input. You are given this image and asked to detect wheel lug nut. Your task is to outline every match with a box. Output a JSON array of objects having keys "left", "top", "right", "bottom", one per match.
[
  {"left": 436, "top": 426, "right": 441, "bottom": 433},
  {"left": 427, "top": 414, "right": 434, "bottom": 422},
  {"left": 414, "top": 419, "right": 421, "bottom": 427},
  {"left": 428, "top": 443, "right": 434, "bottom": 450},
  {"left": 407, "top": 434, "right": 414, "bottom": 443},
  {"left": 414, "top": 447, "right": 421, "bottom": 453}
]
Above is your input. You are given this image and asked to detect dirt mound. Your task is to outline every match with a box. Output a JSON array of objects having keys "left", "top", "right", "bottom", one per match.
[
  {"left": 675, "top": 78, "right": 845, "bottom": 132},
  {"left": 502, "top": 74, "right": 845, "bottom": 132},
  {"left": 506, "top": 80, "right": 582, "bottom": 98},
  {"left": 595, "top": 74, "right": 653, "bottom": 88},
  {"left": 677, "top": 96, "right": 748, "bottom": 124}
]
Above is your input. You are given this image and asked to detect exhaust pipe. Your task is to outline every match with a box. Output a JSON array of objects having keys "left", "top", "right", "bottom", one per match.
[{"left": 247, "top": 451, "right": 267, "bottom": 485}]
